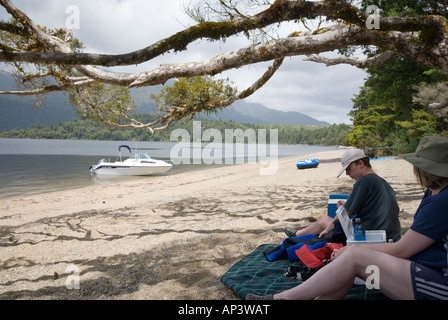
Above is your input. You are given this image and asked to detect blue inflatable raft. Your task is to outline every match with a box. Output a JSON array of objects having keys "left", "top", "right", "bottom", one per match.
[{"left": 296, "top": 158, "right": 319, "bottom": 169}]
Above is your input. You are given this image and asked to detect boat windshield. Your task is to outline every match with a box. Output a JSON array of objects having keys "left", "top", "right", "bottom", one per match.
[
  {"left": 130, "top": 153, "right": 151, "bottom": 160},
  {"left": 97, "top": 158, "right": 108, "bottom": 165}
]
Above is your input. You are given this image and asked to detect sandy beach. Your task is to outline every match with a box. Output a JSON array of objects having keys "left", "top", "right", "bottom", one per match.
[{"left": 0, "top": 149, "right": 423, "bottom": 300}]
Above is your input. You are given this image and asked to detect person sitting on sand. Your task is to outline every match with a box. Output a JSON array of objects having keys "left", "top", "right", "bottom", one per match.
[
  {"left": 247, "top": 135, "right": 448, "bottom": 300},
  {"left": 284, "top": 148, "right": 401, "bottom": 242}
]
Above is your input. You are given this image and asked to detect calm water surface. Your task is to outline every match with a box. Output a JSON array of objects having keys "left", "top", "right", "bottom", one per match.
[{"left": 0, "top": 138, "right": 335, "bottom": 199}]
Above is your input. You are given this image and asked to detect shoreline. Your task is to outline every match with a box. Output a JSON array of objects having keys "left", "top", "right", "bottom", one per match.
[
  {"left": 0, "top": 161, "right": 231, "bottom": 202},
  {"left": 0, "top": 150, "right": 423, "bottom": 299},
  {"left": 0, "top": 139, "right": 335, "bottom": 201}
]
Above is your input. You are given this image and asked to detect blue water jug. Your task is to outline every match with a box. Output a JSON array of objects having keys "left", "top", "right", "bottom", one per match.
[{"left": 353, "top": 218, "right": 366, "bottom": 241}]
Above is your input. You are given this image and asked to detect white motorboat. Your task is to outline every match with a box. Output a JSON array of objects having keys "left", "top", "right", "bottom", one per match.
[{"left": 89, "top": 145, "right": 173, "bottom": 176}]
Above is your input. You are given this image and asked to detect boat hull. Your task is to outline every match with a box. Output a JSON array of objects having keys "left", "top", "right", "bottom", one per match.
[
  {"left": 296, "top": 158, "right": 319, "bottom": 169},
  {"left": 91, "top": 165, "right": 172, "bottom": 176},
  {"left": 90, "top": 162, "right": 172, "bottom": 176}
]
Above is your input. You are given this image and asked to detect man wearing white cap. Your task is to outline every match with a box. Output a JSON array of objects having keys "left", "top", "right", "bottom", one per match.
[{"left": 284, "top": 149, "right": 401, "bottom": 242}]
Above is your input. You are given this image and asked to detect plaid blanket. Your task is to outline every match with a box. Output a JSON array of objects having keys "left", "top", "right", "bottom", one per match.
[{"left": 220, "top": 244, "right": 388, "bottom": 300}]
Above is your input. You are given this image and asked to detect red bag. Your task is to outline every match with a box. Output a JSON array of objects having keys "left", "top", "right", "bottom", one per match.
[{"left": 295, "top": 243, "right": 344, "bottom": 268}]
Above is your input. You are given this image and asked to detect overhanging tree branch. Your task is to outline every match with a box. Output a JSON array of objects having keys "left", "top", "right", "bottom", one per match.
[
  {"left": 1, "top": 1, "right": 446, "bottom": 67},
  {"left": 304, "top": 50, "right": 396, "bottom": 68},
  {"left": 1, "top": 0, "right": 448, "bottom": 132}
]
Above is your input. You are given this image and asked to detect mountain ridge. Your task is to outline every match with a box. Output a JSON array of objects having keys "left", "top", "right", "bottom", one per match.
[
  {"left": 0, "top": 73, "right": 329, "bottom": 131},
  {"left": 199, "top": 100, "right": 329, "bottom": 126}
]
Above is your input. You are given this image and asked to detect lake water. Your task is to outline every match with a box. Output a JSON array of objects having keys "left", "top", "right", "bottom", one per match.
[{"left": 0, "top": 138, "right": 335, "bottom": 199}]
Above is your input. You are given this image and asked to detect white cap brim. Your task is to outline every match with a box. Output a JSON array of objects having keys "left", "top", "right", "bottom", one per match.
[{"left": 336, "top": 164, "right": 350, "bottom": 178}]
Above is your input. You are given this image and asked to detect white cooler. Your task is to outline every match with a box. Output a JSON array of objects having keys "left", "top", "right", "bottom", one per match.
[{"left": 335, "top": 206, "right": 386, "bottom": 246}]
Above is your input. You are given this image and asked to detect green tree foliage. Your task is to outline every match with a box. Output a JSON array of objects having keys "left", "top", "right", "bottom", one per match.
[
  {"left": 0, "top": 117, "right": 351, "bottom": 147},
  {"left": 151, "top": 76, "right": 237, "bottom": 121},
  {"left": 350, "top": 57, "right": 448, "bottom": 155},
  {"left": 363, "top": 0, "right": 448, "bottom": 17},
  {"left": 348, "top": 0, "right": 448, "bottom": 155},
  {"left": 68, "top": 84, "right": 137, "bottom": 125}
]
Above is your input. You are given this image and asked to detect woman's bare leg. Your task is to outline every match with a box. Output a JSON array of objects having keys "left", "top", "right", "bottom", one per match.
[{"left": 274, "top": 245, "right": 414, "bottom": 300}]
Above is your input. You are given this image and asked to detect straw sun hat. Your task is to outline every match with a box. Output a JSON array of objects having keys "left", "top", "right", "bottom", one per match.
[{"left": 400, "top": 136, "right": 448, "bottom": 178}]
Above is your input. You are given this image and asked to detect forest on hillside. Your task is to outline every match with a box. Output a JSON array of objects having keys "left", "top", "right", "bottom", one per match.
[{"left": 0, "top": 115, "right": 352, "bottom": 147}]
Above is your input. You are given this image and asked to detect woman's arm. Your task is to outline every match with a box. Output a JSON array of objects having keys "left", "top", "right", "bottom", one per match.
[
  {"left": 335, "top": 229, "right": 435, "bottom": 260},
  {"left": 369, "top": 229, "right": 435, "bottom": 258}
]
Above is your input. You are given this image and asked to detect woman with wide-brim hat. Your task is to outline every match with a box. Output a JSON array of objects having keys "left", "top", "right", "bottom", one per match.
[{"left": 247, "top": 136, "right": 448, "bottom": 300}]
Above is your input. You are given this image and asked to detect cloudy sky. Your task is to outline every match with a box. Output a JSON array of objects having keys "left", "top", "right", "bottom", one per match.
[{"left": 1, "top": 0, "right": 368, "bottom": 124}]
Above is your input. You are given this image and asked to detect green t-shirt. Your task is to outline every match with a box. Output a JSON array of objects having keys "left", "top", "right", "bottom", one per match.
[{"left": 344, "top": 174, "right": 401, "bottom": 241}]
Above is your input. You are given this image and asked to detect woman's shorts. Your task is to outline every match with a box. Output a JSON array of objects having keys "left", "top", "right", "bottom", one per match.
[{"left": 411, "top": 261, "right": 448, "bottom": 300}]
